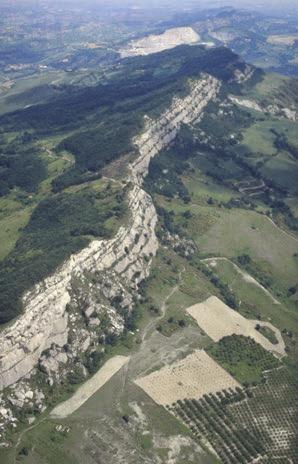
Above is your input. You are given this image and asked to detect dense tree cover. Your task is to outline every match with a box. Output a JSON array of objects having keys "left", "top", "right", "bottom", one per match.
[
  {"left": 0, "top": 133, "right": 46, "bottom": 196},
  {"left": 0, "top": 45, "right": 249, "bottom": 190},
  {"left": 0, "top": 187, "right": 125, "bottom": 323},
  {"left": 124, "top": 45, "right": 249, "bottom": 83},
  {"left": 207, "top": 335, "right": 279, "bottom": 385},
  {"left": 57, "top": 113, "right": 140, "bottom": 175}
]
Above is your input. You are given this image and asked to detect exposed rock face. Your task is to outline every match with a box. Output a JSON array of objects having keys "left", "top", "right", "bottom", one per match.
[
  {"left": 120, "top": 27, "right": 200, "bottom": 58},
  {"left": 0, "top": 74, "right": 219, "bottom": 404},
  {"left": 0, "top": 186, "right": 157, "bottom": 390},
  {"left": 233, "top": 64, "right": 255, "bottom": 84},
  {"left": 131, "top": 76, "right": 220, "bottom": 180},
  {"left": 230, "top": 95, "right": 297, "bottom": 121}
]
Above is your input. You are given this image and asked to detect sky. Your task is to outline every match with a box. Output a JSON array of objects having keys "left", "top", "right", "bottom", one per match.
[{"left": 1, "top": 0, "right": 298, "bottom": 15}]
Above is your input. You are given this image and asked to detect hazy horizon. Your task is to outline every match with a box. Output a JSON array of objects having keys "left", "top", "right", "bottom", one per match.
[{"left": 1, "top": 0, "right": 298, "bottom": 13}]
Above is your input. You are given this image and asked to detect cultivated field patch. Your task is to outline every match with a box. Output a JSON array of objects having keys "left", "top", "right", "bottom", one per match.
[
  {"left": 51, "top": 355, "right": 130, "bottom": 418},
  {"left": 186, "top": 296, "right": 285, "bottom": 357},
  {"left": 134, "top": 350, "right": 240, "bottom": 406},
  {"left": 267, "top": 35, "right": 298, "bottom": 46}
]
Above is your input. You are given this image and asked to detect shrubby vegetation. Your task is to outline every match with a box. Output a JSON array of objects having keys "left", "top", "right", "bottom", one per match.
[
  {"left": 255, "top": 324, "right": 279, "bottom": 345},
  {"left": 145, "top": 126, "right": 193, "bottom": 201},
  {"left": 272, "top": 128, "right": 298, "bottom": 160}
]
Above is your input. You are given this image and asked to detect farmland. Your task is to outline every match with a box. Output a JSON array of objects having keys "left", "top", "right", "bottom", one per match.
[
  {"left": 169, "top": 365, "right": 297, "bottom": 463},
  {"left": 206, "top": 335, "right": 280, "bottom": 385},
  {"left": 186, "top": 296, "right": 285, "bottom": 357},
  {"left": 135, "top": 350, "right": 240, "bottom": 405}
]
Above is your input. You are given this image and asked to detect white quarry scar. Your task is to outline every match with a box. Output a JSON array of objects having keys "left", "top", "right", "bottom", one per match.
[{"left": 0, "top": 74, "right": 220, "bottom": 390}]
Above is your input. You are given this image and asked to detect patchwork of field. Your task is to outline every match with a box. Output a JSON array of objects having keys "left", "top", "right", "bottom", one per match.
[
  {"left": 135, "top": 350, "right": 240, "bottom": 405},
  {"left": 186, "top": 296, "right": 285, "bottom": 357},
  {"left": 230, "top": 367, "right": 298, "bottom": 463},
  {"left": 5, "top": 326, "right": 217, "bottom": 464}
]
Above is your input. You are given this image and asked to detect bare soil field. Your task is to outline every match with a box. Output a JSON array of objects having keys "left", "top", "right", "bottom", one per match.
[
  {"left": 50, "top": 355, "right": 130, "bottom": 418},
  {"left": 135, "top": 350, "right": 240, "bottom": 406},
  {"left": 186, "top": 296, "right": 286, "bottom": 357},
  {"left": 267, "top": 35, "right": 298, "bottom": 46}
]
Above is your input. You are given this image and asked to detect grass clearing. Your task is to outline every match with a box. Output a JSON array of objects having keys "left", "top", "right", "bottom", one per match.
[
  {"left": 285, "top": 197, "right": 298, "bottom": 217},
  {"left": 247, "top": 72, "right": 287, "bottom": 100},
  {"left": 0, "top": 205, "right": 32, "bottom": 261},
  {"left": 184, "top": 168, "right": 238, "bottom": 204},
  {"left": 0, "top": 71, "right": 66, "bottom": 116},
  {"left": 260, "top": 151, "right": 298, "bottom": 195},
  {"left": 241, "top": 122, "right": 276, "bottom": 156},
  {"left": 199, "top": 208, "right": 298, "bottom": 290}
]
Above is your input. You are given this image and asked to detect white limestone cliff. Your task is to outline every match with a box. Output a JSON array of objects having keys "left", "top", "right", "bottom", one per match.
[{"left": 0, "top": 74, "right": 220, "bottom": 395}]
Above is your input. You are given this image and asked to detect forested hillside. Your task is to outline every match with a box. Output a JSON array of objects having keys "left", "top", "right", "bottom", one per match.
[{"left": 0, "top": 45, "right": 253, "bottom": 324}]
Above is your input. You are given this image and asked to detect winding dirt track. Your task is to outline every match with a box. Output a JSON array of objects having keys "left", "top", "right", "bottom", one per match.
[
  {"left": 265, "top": 216, "right": 298, "bottom": 243},
  {"left": 141, "top": 267, "right": 185, "bottom": 343},
  {"left": 202, "top": 256, "right": 281, "bottom": 305}
]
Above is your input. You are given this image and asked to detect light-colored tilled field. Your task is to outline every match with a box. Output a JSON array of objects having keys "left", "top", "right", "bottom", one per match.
[
  {"left": 51, "top": 355, "right": 130, "bottom": 418},
  {"left": 135, "top": 350, "right": 240, "bottom": 406},
  {"left": 187, "top": 296, "right": 285, "bottom": 357}
]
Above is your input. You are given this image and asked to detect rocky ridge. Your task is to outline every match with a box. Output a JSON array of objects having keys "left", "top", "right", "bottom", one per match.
[{"left": 0, "top": 74, "right": 219, "bottom": 437}]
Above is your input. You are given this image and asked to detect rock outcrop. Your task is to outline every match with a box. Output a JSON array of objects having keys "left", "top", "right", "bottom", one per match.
[
  {"left": 230, "top": 95, "right": 297, "bottom": 121},
  {"left": 0, "top": 74, "right": 220, "bottom": 415},
  {"left": 0, "top": 185, "right": 158, "bottom": 390}
]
